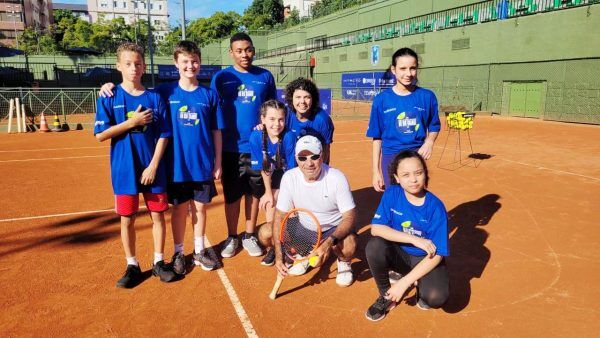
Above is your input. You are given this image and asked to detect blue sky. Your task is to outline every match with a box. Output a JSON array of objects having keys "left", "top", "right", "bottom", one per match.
[{"left": 56, "top": 0, "right": 253, "bottom": 26}]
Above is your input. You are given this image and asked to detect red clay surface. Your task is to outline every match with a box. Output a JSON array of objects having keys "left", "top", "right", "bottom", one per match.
[{"left": 0, "top": 116, "right": 599, "bottom": 337}]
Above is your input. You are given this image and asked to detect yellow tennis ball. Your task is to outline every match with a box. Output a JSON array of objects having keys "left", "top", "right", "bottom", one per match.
[{"left": 309, "top": 256, "right": 319, "bottom": 267}]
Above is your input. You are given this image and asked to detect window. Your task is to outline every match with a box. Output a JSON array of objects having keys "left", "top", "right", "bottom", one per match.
[
  {"left": 113, "top": 1, "right": 117, "bottom": 7},
  {"left": 100, "top": 3, "right": 108, "bottom": 8},
  {"left": 123, "top": 2, "right": 126, "bottom": 8}
]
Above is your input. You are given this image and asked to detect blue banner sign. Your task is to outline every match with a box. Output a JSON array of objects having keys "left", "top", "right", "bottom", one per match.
[
  {"left": 341, "top": 71, "right": 395, "bottom": 100},
  {"left": 157, "top": 65, "right": 222, "bottom": 80},
  {"left": 276, "top": 88, "right": 332, "bottom": 116}
]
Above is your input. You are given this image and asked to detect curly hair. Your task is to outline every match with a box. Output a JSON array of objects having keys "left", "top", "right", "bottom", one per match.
[
  {"left": 388, "top": 149, "right": 429, "bottom": 187},
  {"left": 284, "top": 77, "right": 320, "bottom": 117}
]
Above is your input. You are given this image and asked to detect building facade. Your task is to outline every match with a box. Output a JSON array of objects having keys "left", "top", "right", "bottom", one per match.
[
  {"left": 87, "top": 0, "right": 168, "bottom": 40},
  {"left": 53, "top": 2, "right": 90, "bottom": 22},
  {"left": 0, "top": 0, "right": 54, "bottom": 47}
]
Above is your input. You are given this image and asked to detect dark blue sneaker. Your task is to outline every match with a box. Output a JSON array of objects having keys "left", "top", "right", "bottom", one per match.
[
  {"left": 116, "top": 264, "right": 142, "bottom": 289},
  {"left": 152, "top": 260, "right": 176, "bottom": 282},
  {"left": 365, "top": 296, "right": 397, "bottom": 321}
]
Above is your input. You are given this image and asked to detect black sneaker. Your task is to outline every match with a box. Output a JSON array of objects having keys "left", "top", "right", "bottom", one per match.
[
  {"left": 116, "top": 264, "right": 142, "bottom": 289},
  {"left": 365, "top": 296, "right": 397, "bottom": 322},
  {"left": 172, "top": 252, "right": 186, "bottom": 275},
  {"left": 152, "top": 260, "right": 177, "bottom": 282},
  {"left": 261, "top": 248, "right": 275, "bottom": 266}
]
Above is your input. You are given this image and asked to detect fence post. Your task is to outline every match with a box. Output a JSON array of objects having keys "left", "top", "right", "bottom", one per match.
[{"left": 60, "top": 90, "right": 67, "bottom": 125}]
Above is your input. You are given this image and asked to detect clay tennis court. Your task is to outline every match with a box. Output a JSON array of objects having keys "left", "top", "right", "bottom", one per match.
[{"left": 0, "top": 116, "right": 598, "bottom": 337}]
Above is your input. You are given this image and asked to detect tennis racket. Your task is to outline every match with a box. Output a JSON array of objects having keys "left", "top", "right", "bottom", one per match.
[{"left": 268, "top": 208, "right": 322, "bottom": 300}]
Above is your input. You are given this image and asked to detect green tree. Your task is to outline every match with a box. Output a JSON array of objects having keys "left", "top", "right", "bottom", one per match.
[
  {"left": 157, "top": 27, "right": 182, "bottom": 56},
  {"left": 242, "top": 0, "right": 284, "bottom": 31},
  {"left": 187, "top": 11, "right": 241, "bottom": 46}
]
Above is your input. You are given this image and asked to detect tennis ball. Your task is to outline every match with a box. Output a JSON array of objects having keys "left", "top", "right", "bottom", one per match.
[
  {"left": 179, "top": 105, "right": 188, "bottom": 112},
  {"left": 401, "top": 221, "right": 411, "bottom": 228},
  {"left": 397, "top": 112, "right": 406, "bottom": 120},
  {"left": 309, "top": 256, "right": 319, "bottom": 267}
]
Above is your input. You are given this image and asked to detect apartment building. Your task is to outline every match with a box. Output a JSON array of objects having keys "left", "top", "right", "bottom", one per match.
[
  {"left": 87, "top": 0, "right": 169, "bottom": 40},
  {"left": 0, "top": 0, "right": 53, "bottom": 47},
  {"left": 53, "top": 2, "right": 90, "bottom": 22}
]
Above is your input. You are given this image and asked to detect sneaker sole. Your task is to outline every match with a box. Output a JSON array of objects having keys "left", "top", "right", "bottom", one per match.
[
  {"left": 194, "top": 260, "right": 216, "bottom": 271},
  {"left": 260, "top": 261, "right": 275, "bottom": 266},
  {"left": 364, "top": 302, "right": 397, "bottom": 322},
  {"left": 244, "top": 248, "right": 263, "bottom": 257},
  {"left": 221, "top": 251, "right": 236, "bottom": 258}
]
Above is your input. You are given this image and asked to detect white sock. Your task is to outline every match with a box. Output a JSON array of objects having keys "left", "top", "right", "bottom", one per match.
[
  {"left": 126, "top": 256, "right": 139, "bottom": 266},
  {"left": 174, "top": 243, "right": 184, "bottom": 254},
  {"left": 154, "top": 252, "right": 164, "bottom": 265},
  {"left": 194, "top": 236, "right": 205, "bottom": 254}
]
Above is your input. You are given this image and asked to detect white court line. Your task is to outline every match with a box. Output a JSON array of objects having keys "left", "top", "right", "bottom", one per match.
[
  {"left": 0, "top": 208, "right": 258, "bottom": 337},
  {"left": 0, "top": 146, "right": 108, "bottom": 153},
  {"left": 204, "top": 238, "right": 258, "bottom": 338},
  {"left": 0, "top": 154, "right": 108, "bottom": 163},
  {"left": 0, "top": 207, "right": 147, "bottom": 223}
]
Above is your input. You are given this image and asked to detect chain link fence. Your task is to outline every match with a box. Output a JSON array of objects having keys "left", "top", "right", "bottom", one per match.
[
  {"left": 324, "top": 58, "right": 600, "bottom": 124},
  {"left": 0, "top": 88, "right": 98, "bottom": 130}
]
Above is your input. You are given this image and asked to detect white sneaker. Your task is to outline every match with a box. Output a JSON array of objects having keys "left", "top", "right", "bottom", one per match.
[
  {"left": 242, "top": 235, "right": 263, "bottom": 257},
  {"left": 287, "top": 260, "right": 310, "bottom": 276},
  {"left": 221, "top": 236, "right": 239, "bottom": 258},
  {"left": 336, "top": 259, "right": 354, "bottom": 287}
]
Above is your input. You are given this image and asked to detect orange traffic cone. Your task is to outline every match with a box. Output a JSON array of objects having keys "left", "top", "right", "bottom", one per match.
[{"left": 38, "top": 112, "right": 50, "bottom": 132}]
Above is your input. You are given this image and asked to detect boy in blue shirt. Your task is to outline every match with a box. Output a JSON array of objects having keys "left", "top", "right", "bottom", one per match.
[
  {"left": 94, "top": 42, "right": 175, "bottom": 288},
  {"left": 157, "top": 41, "right": 224, "bottom": 274},
  {"left": 99, "top": 41, "right": 225, "bottom": 275},
  {"left": 211, "top": 33, "right": 277, "bottom": 259}
]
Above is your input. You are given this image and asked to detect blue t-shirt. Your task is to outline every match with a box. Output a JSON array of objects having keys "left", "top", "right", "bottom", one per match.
[
  {"left": 94, "top": 85, "right": 171, "bottom": 195},
  {"left": 366, "top": 87, "right": 441, "bottom": 155},
  {"left": 249, "top": 130, "right": 297, "bottom": 172},
  {"left": 371, "top": 185, "right": 449, "bottom": 257},
  {"left": 156, "top": 82, "right": 225, "bottom": 183},
  {"left": 286, "top": 108, "right": 334, "bottom": 145},
  {"left": 210, "top": 66, "right": 277, "bottom": 153}
]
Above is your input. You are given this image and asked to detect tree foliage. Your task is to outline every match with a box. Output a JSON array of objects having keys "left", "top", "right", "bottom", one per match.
[
  {"left": 242, "top": 0, "right": 284, "bottom": 31},
  {"left": 311, "top": 0, "right": 373, "bottom": 19}
]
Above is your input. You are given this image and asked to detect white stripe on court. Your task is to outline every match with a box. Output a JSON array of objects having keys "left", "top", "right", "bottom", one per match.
[
  {"left": 204, "top": 238, "right": 258, "bottom": 338},
  {"left": 0, "top": 146, "right": 108, "bottom": 153},
  {"left": 0, "top": 208, "right": 258, "bottom": 337},
  {"left": 0, "top": 154, "right": 108, "bottom": 163},
  {"left": 0, "top": 207, "right": 147, "bottom": 223}
]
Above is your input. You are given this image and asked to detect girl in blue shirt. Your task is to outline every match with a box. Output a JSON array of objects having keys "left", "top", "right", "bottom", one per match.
[
  {"left": 365, "top": 150, "right": 449, "bottom": 321},
  {"left": 367, "top": 48, "right": 441, "bottom": 191},
  {"left": 251, "top": 100, "right": 297, "bottom": 266},
  {"left": 284, "top": 77, "right": 334, "bottom": 164}
]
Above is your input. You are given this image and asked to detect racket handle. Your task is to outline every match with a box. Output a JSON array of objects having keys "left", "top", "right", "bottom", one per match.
[{"left": 269, "top": 274, "right": 284, "bottom": 300}]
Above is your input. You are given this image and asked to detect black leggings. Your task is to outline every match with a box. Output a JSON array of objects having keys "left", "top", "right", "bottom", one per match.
[{"left": 366, "top": 236, "right": 449, "bottom": 308}]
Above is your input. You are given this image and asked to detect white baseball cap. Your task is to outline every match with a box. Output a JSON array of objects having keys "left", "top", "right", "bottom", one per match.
[{"left": 295, "top": 135, "right": 322, "bottom": 156}]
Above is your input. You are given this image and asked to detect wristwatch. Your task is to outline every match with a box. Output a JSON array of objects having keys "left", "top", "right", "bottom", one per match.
[{"left": 330, "top": 235, "right": 339, "bottom": 246}]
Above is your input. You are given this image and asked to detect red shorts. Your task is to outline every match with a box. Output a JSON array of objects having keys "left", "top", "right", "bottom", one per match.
[{"left": 115, "top": 192, "right": 168, "bottom": 216}]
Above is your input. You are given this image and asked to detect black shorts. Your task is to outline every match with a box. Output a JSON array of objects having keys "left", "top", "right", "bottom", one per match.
[
  {"left": 168, "top": 181, "right": 217, "bottom": 205},
  {"left": 270, "top": 169, "right": 284, "bottom": 190},
  {"left": 221, "top": 152, "right": 265, "bottom": 204}
]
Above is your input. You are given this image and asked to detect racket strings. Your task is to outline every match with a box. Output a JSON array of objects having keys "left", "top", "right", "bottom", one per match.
[{"left": 281, "top": 214, "right": 319, "bottom": 261}]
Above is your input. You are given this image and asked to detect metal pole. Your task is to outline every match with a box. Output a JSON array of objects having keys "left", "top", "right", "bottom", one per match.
[
  {"left": 147, "top": 1, "right": 155, "bottom": 87},
  {"left": 181, "top": 0, "right": 186, "bottom": 40}
]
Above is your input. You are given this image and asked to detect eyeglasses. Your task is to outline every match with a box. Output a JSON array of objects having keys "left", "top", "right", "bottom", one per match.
[{"left": 297, "top": 154, "right": 321, "bottom": 162}]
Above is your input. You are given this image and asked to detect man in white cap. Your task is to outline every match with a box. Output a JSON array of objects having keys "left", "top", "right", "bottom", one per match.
[{"left": 272, "top": 135, "right": 357, "bottom": 286}]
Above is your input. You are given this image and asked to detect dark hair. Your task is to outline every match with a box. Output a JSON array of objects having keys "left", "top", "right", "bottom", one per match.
[
  {"left": 388, "top": 149, "right": 429, "bottom": 187},
  {"left": 259, "top": 100, "right": 287, "bottom": 173},
  {"left": 391, "top": 47, "right": 419, "bottom": 67},
  {"left": 284, "top": 77, "right": 320, "bottom": 117},
  {"left": 173, "top": 40, "right": 201, "bottom": 60},
  {"left": 230, "top": 32, "right": 253, "bottom": 47}
]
